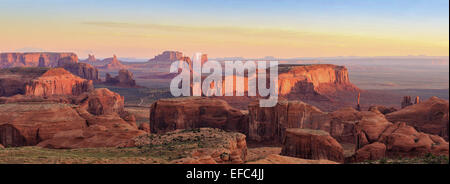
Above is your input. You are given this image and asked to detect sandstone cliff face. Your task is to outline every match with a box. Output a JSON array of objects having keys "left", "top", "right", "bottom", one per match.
[
  {"left": 278, "top": 64, "right": 358, "bottom": 97},
  {"left": 57, "top": 56, "right": 100, "bottom": 82},
  {"left": 248, "top": 100, "right": 395, "bottom": 146},
  {"left": 385, "top": 97, "right": 449, "bottom": 140},
  {"left": 37, "top": 110, "right": 146, "bottom": 149},
  {"left": 0, "top": 68, "right": 49, "bottom": 97},
  {"left": 248, "top": 99, "right": 327, "bottom": 143},
  {"left": 75, "top": 88, "right": 125, "bottom": 116},
  {"left": 104, "top": 69, "right": 136, "bottom": 87},
  {"left": 281, "top": 128, "right": 344, "bottom": 163},
  {"left": 0, "top": 103, "right": 87, "bottom": 147},
  {"left": 0, "top": 87, "right": 144, "bottom": 148},
  {"left": 100, "top": 55, "right": 127, "bottom": 69},
  {"left": 148, "top": 51, "right": 183, "bottom": 63},
  {"left": 87, "top": 54, "right": 96, "bottom": 63},
  {"left": 25, "top": 68, "right": 94, "bottom": 97},
  {"left": 0, "top": 52, "right": 78, "bottom": 68},
  {"left": 376, "top": 122, "right": 448, "bottom": 157},
  {"left": 149, "top": 97, "right": 248, "bottom": 134},
  {"left": 211, "top": 64, "right": 360, "bottom": 111}
]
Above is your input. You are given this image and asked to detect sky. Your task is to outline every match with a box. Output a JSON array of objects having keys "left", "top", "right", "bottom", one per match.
[{"left": 0, "top": 0, "right": 448, "bottom": 58}]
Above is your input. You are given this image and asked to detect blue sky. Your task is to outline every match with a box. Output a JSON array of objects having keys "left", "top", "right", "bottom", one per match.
[{"left": 0, "top": 0, "right": 448, "bottom": 58}]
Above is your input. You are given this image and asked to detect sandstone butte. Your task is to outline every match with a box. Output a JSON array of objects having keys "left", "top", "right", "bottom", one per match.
[
  {"left": 25, "top": 68, "right": 94, "bottom": 97},
  {"left": 104, "top": 69, "right": 137, "bottom": 87},
  {"left": 205, "top": 64, "right": 360, "bottom": 111},
  {"left": 148, "top": 51, "right": 184, "bottom": 63},
  {"left": 0, "top": 52, "right": 100, "bottom": 82},
  {"left": 0, "top": 52, "right": 78, "bottom": 68},
  {"left": 57, "top": 56, "right": 100, "bottom": 82},
  {"left": 99, "top": 55, "right": 128, "bottom": 70},
  {"left": 149, "top": 97, "right": 249, "bottom": 134}
]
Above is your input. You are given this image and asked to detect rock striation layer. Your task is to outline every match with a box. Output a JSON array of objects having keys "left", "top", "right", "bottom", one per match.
[
  {"left": 25, "top": 68, "right": 93, "bottom": 97},
  {"left": 280, "top": 128, "right": 344, "bottom": 163},
  {"left": 149, "top": 97, "right": 249, "bottom": 134},
  {"left": 0, "top": 52, "right": 78, "bottom": 68},
  {"left": 386, "top": 97, "right": 449, "bottom": 140}
]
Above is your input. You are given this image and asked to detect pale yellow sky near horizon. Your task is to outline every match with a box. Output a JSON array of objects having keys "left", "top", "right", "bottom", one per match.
[{"left": 1, "top": 21, "right": 448, "bottom": 59}]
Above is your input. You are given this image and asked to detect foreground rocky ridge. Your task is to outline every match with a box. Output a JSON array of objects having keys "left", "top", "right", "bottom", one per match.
[
  {"left": 0, "top": 86, "right": 145, "bottom": 148},
  {"left": 132, "top": 128, "right": 247, "bottom": 164},
  {"left": 148, "top": 96, "right": 449, "bottom": 163}
]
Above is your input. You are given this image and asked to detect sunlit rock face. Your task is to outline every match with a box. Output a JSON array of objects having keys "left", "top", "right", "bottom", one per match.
[
  {"left": 25, "top": 68, "right": 93, "bottom": 97},
  {"left": 0, "top": 52, "right": 78, "bottom": 68},
  {"left": 149, "top": 97, "right": 249, "bottom": 134}
]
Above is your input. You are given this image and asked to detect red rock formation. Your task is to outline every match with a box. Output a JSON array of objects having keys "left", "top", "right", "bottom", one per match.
[
  {"left": 37, "top": 112, "right": 146, "bottom": 149},
  {"left": 0, "top": 52, "right": 78, "bottom": 68},
  {"left": 348, "top": 142, "right": 386, "bottom": 162},
  {"left": 0, "top": 67, "right": 49, "bottom": 97},
  {"left": 171, "top": 131, "right": 247, "bottom": 164},
  {"left": 100, "top": 55, "right": 127, "bottom": 69},
  {"left": 248, "top": 99, "right": 327, "bottom": 143},
  {"left": 87, "top": 54, "right": 96, "bottom": 62},
  {"left": 25, "top": 68, "right": 93, "bottom": 97},
  {"left": 138, "top": 123, "right": 150, "bottom": 133},
  {"left": 149, "top": 97, "right": 248, "bottom": 134},
  {"left": 368, "top": 105, "right": 397, "bottom": 115},
  {"left": 214, "top": 64, "right": 360, "bottom": 111},
  {"left": 401, "top": 96, "right": 413, "bottom": 109},
  {"left": 247, "top": 154, "right": 339, "bottom": 164},
  {"left": 201, "top": 54, "right": 208, "bottom": 65},
  {"left": 104, "top": 69, "right": 137, "bottom": 87},
  {"left": 278, "top": 64, "right": 358, "bottom": 97},
  {"left": 414, "top": 96, "right": 420, "bottom": 104},
  {"left": 148, "top": 51, "right": 183, "bottom": 63},
  {"left": 57, "top": 56, "right": 100, "bottom": 82},
  {"left": 0, "top": 86, "right": 143, "bottom": 148},
  {"left": 0, "top": 103, "right": 87, "bottom": 147},
  {"left": 386, "top": 97, "right": 449, "bottom": 140},
  {"left": 281, "top": 128, "right": 344, "bottom": 163},
  {"left": 75, "top": 88, "right": 125, "bottom": 116},
  {"left": 377, "top": 122, "right": 449, "bottom": 157},
  {"left": 356, "top": 92, "right": 361, "bottom": 111}
]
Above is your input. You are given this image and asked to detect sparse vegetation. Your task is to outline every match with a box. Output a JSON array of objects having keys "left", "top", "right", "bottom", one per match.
[
  {"left": 94, "top": 84, "right": 173, "bottom": 106},
  {"left": 360, "top": 154, "right": 449, "bottom": 164}
]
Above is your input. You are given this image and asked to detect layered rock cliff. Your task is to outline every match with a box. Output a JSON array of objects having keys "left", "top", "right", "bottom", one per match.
[
  {"left": 57, "top": 56, "right": 100, "bottom": 82},
  {"left": 25, "top": 68, "right": 94, "bottom": 97},
  {"left": 0, "top": 88, "right": 145, "bottom": 148},
  {"left": 100, "top": 55, "right": 127, "bottom": 69},
  {"left": 148, "top": 51, "right": 183, "bottom": 63},
  {"left": 386, "top": 96, "right": 449, "bottom": 140},
  {"left": 104, "top": 69, "right": 137, "bottom": 87},
  {"left": 0, "top": 67, "right": 49, "bottom": 97},
  {"left": 149, "top": 97, "right": 249, "bottom": 134},
  {"left": 278, "top": 64, "right": 359, "bottom": 98},
  {"left": 0, "top": 52, "right": 78, "bottom": 68},
  {"left": 281, "top": 128, "right": 344, "bottom": 163}
]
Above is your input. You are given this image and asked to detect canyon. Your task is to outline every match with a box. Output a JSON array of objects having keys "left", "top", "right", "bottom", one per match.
[{"left": 0, "top": 51, "right": 448, "bottom": 164}]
